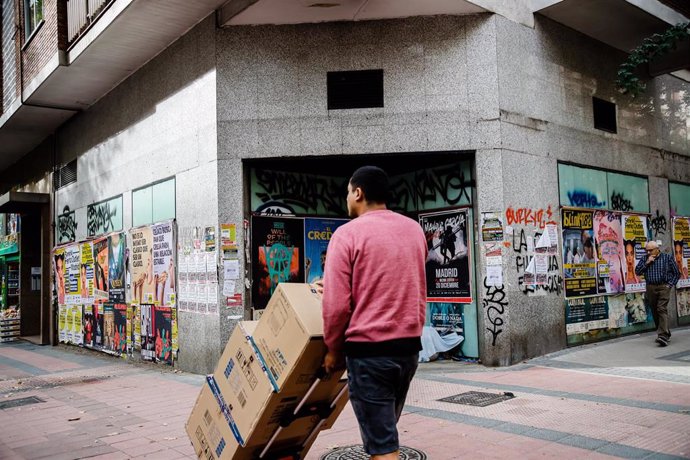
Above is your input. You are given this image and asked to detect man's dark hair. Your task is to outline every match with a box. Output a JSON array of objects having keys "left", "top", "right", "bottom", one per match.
[
  {"left": 350, "top": 166, "right": 389, "bottom": 204},
  {"left": 583, "top": 238, "right": 593, "bottom": 249}
]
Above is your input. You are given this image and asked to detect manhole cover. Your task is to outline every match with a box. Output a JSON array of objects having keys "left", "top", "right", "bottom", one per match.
[
  {"left": 0, "top": 395, "right": 45, "bottom": 410},
  {"left": 320, "top": 445, "right": 426, "bottom": 460},
  {"left": 439, "top": 391, "right": 515, "bottom": 407}
]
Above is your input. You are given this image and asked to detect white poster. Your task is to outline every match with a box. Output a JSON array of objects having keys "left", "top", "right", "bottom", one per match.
[{"left": 152, "top": 221, "right": 176, "bottom": 306}]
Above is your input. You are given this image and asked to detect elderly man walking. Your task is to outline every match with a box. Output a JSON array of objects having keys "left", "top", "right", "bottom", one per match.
[{"left": 635, "top": 240, "right": 681, "bottom": 347}]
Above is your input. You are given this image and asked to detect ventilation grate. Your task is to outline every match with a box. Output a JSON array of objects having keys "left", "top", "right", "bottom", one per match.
[
  {"left": 327, "top": 69, "right": 384, "bottom": 110},
  {"left": 320, "top": 445, "right": 426, "bottom": 460},
  {"left": 0, "top": 395, "right": 45, "bottom": 410},
  {"left": 439, "top": 391, "right": 515, "bottom": 407},
  {"left": 54, "top": 159, "right": 78, "bottom": 190}
]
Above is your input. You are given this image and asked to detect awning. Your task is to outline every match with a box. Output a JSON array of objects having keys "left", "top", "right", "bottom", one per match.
[{"left": 0, "top": 191, "right": 50, "bottom": 214}]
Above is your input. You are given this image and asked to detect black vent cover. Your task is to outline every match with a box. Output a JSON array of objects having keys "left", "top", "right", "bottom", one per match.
[
  {"left": 327, "top": 69, "right": 384, "bottom": 110},
  {"left": 54, "top": 159, "right": 77, "bottom": 190},
  {"left": 592, "top": 97, "right": 617, "bottom": 134}
]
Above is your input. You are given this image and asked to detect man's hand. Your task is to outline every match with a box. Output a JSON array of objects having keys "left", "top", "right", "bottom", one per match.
[
  {"left": 322, "top": 350, "right": 344, "bottom": 374},
  {"left": 646, "top": 255, "right": 656, "bottom": 265},
  {"left": 311, "top": 279, "right": 324, "bottom": 295}
]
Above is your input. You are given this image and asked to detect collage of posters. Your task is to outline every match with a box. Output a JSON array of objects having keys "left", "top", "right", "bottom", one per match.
[{"left": 54, "top": 220, "right": 178, "bottom": 365}]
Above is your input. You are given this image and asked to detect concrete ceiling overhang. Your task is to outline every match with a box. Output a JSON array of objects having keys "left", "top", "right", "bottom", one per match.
[
  {"left": 537, "top": 0, "right": 689, "bottom": 53},
  {"left": 219, "top": 0, "right": 487, "bottom": 26},
  {"left": 0, "top": 0, "right": 228, "bottom": 168}
]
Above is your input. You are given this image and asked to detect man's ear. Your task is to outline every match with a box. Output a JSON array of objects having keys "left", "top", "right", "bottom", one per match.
[{"left": 353, "top": 186, "right": 364, "bottom": 202}]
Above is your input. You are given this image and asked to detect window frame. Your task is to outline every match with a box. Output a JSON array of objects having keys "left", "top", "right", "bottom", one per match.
[
  {"left": 132, "top": 176, "right": 176, "bottom": 227},
  {"left": 23, "top": 0, "right": 44, "bottom": 44}
]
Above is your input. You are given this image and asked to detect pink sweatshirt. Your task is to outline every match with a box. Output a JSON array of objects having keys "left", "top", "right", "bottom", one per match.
[{"left": 322, "top": 209, "right": 427, "bottom": 354}]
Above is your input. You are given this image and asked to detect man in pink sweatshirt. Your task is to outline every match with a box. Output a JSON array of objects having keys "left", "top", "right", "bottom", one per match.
[{"left": 322, "top": 166, "right": 427, "bottom": 460}]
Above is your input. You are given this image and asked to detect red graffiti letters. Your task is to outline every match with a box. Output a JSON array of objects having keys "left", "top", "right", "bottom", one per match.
[{"left": 505, "top": 206, "right": 555, "bottom": 229}]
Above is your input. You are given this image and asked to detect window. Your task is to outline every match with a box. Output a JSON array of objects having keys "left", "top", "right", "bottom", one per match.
[
  {"left": 24, "top": 0, "right": 43, "bottom": 38},
  {"left": 558, "top": 163, "right": 649, "bottom": 213},
  {"left": 132, "top": 177, "right": 176, "bottom": 227},
  {"left": 327, "top": 70, "right": 384, "bottom": 110},
  {"left": 592, "top": 97, "right": 617, "bottom": 133},
  {"left": 670, "top": 182, "right": 690, "bottom": 217}
]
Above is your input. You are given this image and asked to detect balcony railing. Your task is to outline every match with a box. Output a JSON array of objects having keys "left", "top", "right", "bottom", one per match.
[{"left": 67, "top": 0, "right": 114, "bottom": 45}]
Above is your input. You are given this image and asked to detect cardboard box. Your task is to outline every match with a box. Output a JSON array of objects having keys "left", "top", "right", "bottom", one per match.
[
  {"left": 188, "top": 374, "right": 349, "bottom": 459},
  {"left": 251, "top": 283, "right": 331, "bottom": 392}
]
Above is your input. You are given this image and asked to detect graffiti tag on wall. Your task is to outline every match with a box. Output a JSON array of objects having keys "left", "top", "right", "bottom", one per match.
[
  {"left": 251, "top": 162, "right": 474, "bottom": 215},
  {"left": 650, "top": 210, "right": 667, "bottom": 237},
  {"left": 505, "top": 206, "right": 555, "bottom": 229},
  {"left": 87, "top": 196, "right": 123, "bottom": 237},
  {"left": 483, "top": 277, "right": 506, "bottom": 346},
  {"left": 57, "top": 206, "right": 77, "bottom": 243}
]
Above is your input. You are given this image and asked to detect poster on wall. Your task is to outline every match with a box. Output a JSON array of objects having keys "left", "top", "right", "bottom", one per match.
[
  {"left": 304, "top": 218, "right": 348, "bottom": 284},
  {"left": 70, "top": 305, "right": 84, "bottom": 345},
  {"left": 65, "top": 245, "right": 82, "bottom": 305},
  {"left": 113, "top": 304, "right": 128, "bottom": 355},
  {"left": 80, "top": 242, "right": 95, "bottom": 305},
  {"left": 54, "top": 247, "right": 66, "bottom": 306},
  {"left": 93, "top": 237, "right": 109, "bottom": 301},
  {"left": 562, "top": 209, "right": 597, "bottom": 298},
  {"left": 58, "top": 305, "right": 68, "bottom": 342},
  {"left": 152, "top": 221, "right": 176, "bottom": 306},
  {"left": 677, "top": 288, "right": 690, "bottom": 318},
  {"left": 83, "top": 305, "right": 96, "bottom": 348},
  {"left": 141, "top": 304, "right": 155, "bottom": 361},
  {"left": 94, "top": 302, "right": 104, "bottom": 349},
  {"left": 251, "top": 216, "right": 305, "bottom": 309},
  {"left": 426, "top": 303, "right": 464, "bottom": 336},
  {"left": 130, "top": 226, "right": 155, "bottom": 304},
  {"left": 593, "top": 211, "right": 625, "bottom": 295},
  {"left": 607, "top": 293, "right": 649, "bottom": 328},
  {"left": 418, "top": 208, "right": 472, "bottom": 303},
  {"left": 622, "top": 214, "right": 648, "bottom": 293},
  {"left": 108, "top": 233, "right": 127, "bottom": 303},
  {"left": 154, "top": 306, "right": 173, "bottom": 365},
  {"left": 565, "top": 295, "right": 608, "bottom": 335},
  {"left": 673, "top": 217, "right": 690, "bottom": 287},
  {"left": 103, "top": 303, "right": 115, "bottom": 352},
  {"left": 480, "top": 212, "right": 503, "bottom": 242}
]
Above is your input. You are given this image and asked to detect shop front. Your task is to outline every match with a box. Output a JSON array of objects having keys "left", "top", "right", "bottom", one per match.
[{"left": 244, "top": 152, "right": 480, "bottom": 361}]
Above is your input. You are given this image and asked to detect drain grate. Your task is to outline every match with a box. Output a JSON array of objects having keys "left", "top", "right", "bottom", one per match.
[
  {"left": 439, "top": 390, "right": 515, "bottom": 407},
  {"left": 0, "top": 396, "right": 45, "bottom": 410},
  {"left": 320, "top": 445, "right": 426, "bottom": 460}
]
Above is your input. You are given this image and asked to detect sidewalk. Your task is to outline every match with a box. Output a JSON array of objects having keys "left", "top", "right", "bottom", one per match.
[{"left": 0, "top": 328, "right": 688, "bottom": 459}]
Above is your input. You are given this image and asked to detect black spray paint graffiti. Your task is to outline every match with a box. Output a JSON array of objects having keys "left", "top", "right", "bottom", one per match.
[
  {"left": 482, "top": 277, "right": 507, "bottom": 346},
  {"left": 389, "top": 163, "right": 473, "bottom": 212},
  {"left": 512, "top": 229, "right": 563, "bottom": 296},
  {"left": 253, "top": 170, "right": 347, "bottom": 215},
  {"left": 57, "top": 206, "right": 77, "bottom": 242},
  {"left": 87, "top": 202, "right": 118, "bottom": 236},
  {"left": 650, "top": 210, "right": 667, "bottom": 237},
  {"left": 610, "top": 191, "right": 633, "bottom": 212}
]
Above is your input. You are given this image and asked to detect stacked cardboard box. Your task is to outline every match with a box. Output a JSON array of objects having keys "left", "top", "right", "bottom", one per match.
[
  {"left": 186, "top": 284, "right": 348, "bottom": 459},
  {"left": 0, "top": 316, "right": 20, "bottom": 343}
]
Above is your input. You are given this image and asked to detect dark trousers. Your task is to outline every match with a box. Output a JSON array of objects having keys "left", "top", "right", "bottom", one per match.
[
  {"left": 646, "top": 284, "right": 671, "bottom": 339},
  {"left": 345, "top": 354, "right": 418, "bottom": 455}
]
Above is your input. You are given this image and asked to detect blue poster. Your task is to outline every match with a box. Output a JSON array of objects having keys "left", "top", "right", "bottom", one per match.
[{"left": 304, "top": 218, "right": 348, "bottom": 284}]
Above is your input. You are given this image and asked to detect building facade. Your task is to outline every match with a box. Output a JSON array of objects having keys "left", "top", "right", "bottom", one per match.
[{"left": 0, "top": 0, "right": 688, "bottom": 373}]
